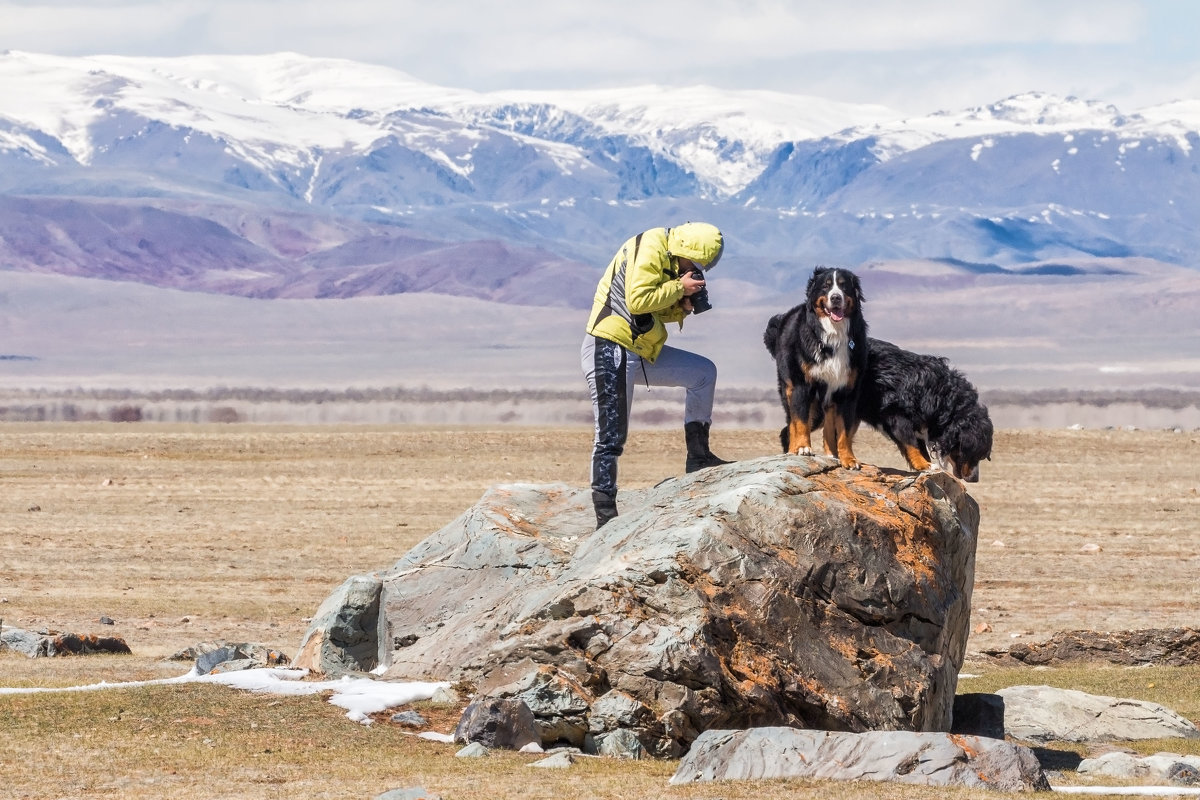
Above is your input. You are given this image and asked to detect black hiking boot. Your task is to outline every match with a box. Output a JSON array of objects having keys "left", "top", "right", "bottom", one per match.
[
  {"left": 684, "top": 421, "right": 732, "bottom": 473},
  {"left": 592, "top": 490, "right": 618, "bottom": 529}
]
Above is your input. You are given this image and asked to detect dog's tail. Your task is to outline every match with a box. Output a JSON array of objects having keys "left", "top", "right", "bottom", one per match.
[{"left": 763, "top": 314, "right": 783, "bottom": 357}]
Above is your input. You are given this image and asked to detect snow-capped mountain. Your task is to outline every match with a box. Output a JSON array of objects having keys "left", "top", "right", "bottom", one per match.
[{"left": 1, "top": 50, "right": 1198, "bottom": 308}]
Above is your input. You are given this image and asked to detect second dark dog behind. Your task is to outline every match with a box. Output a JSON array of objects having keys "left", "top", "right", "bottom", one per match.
[{"left": 858, "top": 337, "right": 994, "bottom": 482}]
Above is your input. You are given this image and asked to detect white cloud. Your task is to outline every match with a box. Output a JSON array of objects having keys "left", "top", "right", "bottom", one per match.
[{"left": 0, "top": 0, "right": 1196, "bottom": 113}]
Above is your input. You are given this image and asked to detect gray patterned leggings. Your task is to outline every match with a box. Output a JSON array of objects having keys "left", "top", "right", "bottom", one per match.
[{"left": 581, "top": 335, "right": 717, "bottom": 497}]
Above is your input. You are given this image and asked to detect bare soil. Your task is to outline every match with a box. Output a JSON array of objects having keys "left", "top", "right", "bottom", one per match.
[
  {"left": 2, "top": 424, "right": 1198, "bottom": 668},
  {"left": 3, "top": 423, "right": 1200, "bottom": 800}
]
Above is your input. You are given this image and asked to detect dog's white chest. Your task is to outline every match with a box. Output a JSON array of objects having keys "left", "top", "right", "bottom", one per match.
[{"left": 811, "top": 319, "right": 853, "bottom": 401}]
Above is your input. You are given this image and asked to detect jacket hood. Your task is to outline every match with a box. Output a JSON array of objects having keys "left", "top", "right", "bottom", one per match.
[{"left": 667, "top": 222, "right": 724, "bottom": 271}]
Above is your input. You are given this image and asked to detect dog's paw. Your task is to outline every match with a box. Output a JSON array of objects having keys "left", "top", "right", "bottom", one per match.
[
  {"left": 840, "top": 458, "right": 861, "bottom": 470},
  {"left": 793, "top": 446, "right": 814, "bottom": 456}
]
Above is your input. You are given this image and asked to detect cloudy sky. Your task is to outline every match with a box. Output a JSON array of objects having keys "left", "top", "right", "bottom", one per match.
[{"left": 3, "top": 0, "right": 1198, "bottom": 114}]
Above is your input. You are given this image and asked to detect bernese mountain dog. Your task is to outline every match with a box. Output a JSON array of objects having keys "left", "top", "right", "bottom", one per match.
[
  {"left": 763, "top": 267, "right": 869, "bottom": 469},
  {"left": 857, "top": 337, "right": 994, "bottom": 482}
]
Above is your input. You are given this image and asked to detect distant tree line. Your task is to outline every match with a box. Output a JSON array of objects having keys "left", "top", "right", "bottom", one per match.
[{"left": 0, "top": 386, "right": 1197, "bottom": 425}]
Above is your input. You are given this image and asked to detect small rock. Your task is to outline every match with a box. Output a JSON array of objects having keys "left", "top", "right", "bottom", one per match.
[
  {"left": 1169, "top": 762, "right": 1200, "bottom": 785},
  {"left": 390, "top": 710, "right": 429, "bottom": 728},
  {"left": 453, "top": 697, "right": 540, "bottom": 751},
  {"left": 207, "top": 658, "right": 260, "bottom": 674},
  {"left": 99, "top": 616, "right": 115, "bottom": 625},
  {"left": 670, "top": 728, "right": 1048, "bottom": 791},
  {"left": 374, "top": 788, "right": 441, "bottom": 800},
  {"left": 1079, "top": 543, "right": 1102, "bottom": 554},
  {"left": 27, "top": 505, "right": 41, "bottom": 512},
  {"left": 430, "top": 685, "right": 461, "bottom": 705},
  {"left": 455, "top": 742, "right": 489, "bottom": 758},
  {"left": 999, "top": 685, "right": 1200, "bottom": 743},
  {"left": 528, "top": 752, "right": 575, "bottom": 769},
  {"left": 974, "top": 622, "right": 992, "bottom": 634},
  {"left": 597, "top": 728, "right": 645, "bottom": 759},
  {"left": 518, "top": 741, "right": 545, "bottom": 753}
]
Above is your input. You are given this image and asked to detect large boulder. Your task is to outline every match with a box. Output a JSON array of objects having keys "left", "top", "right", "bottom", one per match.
[
  {"left": 997, "top": 685, "right": 1200, "bottom": 743},
  {"left": 669, "top": 728, "right": 1049, "bottom": 792},
  {"left": 296, "top": 455, "right": 979, "bottom": 755},
  {"left": 984, "top": 628, "right": 1200, "bottom": 667}
]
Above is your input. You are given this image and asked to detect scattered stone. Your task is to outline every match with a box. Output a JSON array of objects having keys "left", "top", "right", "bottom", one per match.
[
  {"left": 293, "top": 574, "right": 382, "bottom": 675},
  {"left": 453, "top": 697, "right": 540, "bottom": 751},
  {"left": 1169, "top": 761, "right": 1200, "bottom": 785},
  {"left": 1078, "top": 751, "right": 1200, "bottom": 782},
  {"left": 669, "top": 728, "right": 1049, "bottom": 792},
  {"left": 207, "top": 658, "right": 262, "bottom": 674},
  {"left": 997, "top": 685, "right": 1200, "bottom": 743},
  {"left": 374, "top": 788, "right": 441, "bottom": 800},
  {"left": 974, "top": 622, "right": 992, "bottom": 634},
  {"left": 98, "top": 616, "right": 115, "bottom": 625},
  {"left": 0, "top": 627, "right": 46, "bottom": 656},
  {"left": 454, "top": 742, "right": 489, "bottom": 758},
  {"left": 528, "top": 751, "right": 575, "bottom": 769},
  {"left": 478, "top": 662, "right": 591, "bottom": 747},
  {"left": 171, "top": 641, "right": 290, "bottom": 673},
  {"left": 518, "top": 741, "right": 544, "bottom": 754},
  {"left": 27, "top": 505, "right": 41, "bottom": 512},
  {"left": 983, "top": 628, "right": 1200, "bottom": 667},
  {"left": 390, "top": 710, "right": 429, "bottom": 728},
  {"left": 0, "top": 627, "right": 131, "bottom": 657},
  {"left": 299, "top": 457, "right": 980, "bottom": 756},
  {"left": 1079, "top": 543, "right": 1102, "bottom": 554},
  {"left": 430, "top": 685, "right": 461, "bottom": 705},
  {"left": 595, "top": 728, "right": 645, "bottom": 759}
]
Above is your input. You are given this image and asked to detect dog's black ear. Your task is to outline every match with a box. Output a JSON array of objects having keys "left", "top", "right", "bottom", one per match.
[{"left": 805, "top": 267, "right": 821, "bottom": 295}]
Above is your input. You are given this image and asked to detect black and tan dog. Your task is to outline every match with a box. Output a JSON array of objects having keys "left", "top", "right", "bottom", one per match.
[
  {"left": 857, "top": 337, "right": 994, "bottom": 482},
  {"left": 764, "top": 267, "right": 869, "bottom": 469}
]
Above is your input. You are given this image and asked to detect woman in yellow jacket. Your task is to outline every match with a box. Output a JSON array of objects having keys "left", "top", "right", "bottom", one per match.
[{"left": 581, "top": 221, "right": 730, "bottom": 529}]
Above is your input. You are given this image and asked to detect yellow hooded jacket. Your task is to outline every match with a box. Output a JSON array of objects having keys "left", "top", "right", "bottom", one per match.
[{"left": 584, "top": 222, "right": 724, "bottom": 362}]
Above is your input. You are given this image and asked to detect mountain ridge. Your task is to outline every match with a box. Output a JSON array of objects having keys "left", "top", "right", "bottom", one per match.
[{"left": 1, "top": 50, "right": 1198, "bottom": 310}]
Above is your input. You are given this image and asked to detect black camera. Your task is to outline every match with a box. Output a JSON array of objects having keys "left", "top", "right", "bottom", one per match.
[{"left": 689, "top": 267, "right": 712, "bottom": 314}]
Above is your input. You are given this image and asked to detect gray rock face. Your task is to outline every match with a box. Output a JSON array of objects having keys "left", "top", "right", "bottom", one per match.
[
  {"left": 1079, "top": 751, "right": 1200, "bottom": 781},
  {"left": 984, "top": 627, "right": 1200, "bottom": 666},
  {"left": 297, "top": 456, "right": 979, "bottom": 754},
  {"left": 669, "top": 728, "right": 1050, "bottom": 792},
  {"left": 0, "top": 627, "right": 132, "bottom": 657},
  {"left": 998, "top": 685, "right": 1200, "bottom": 743},
  {"left": 294, "top": 575, "right": 382, "bottom": 675},
  {"left": 453, "top": 697, "right": 540, "bottom": 751}
]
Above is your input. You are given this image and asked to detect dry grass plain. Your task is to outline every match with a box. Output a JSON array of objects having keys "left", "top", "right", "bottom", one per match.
[{"left": 2, "top": 423, "right": 1199, "bottom": 799}]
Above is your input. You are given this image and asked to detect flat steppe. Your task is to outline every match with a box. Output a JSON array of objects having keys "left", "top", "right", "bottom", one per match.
[
  {"left": 2, "top": 424, "right": 1198, "bottom": 799},
  {"left": 3, "top": 424, "right": 1197, "bottom": 660}
]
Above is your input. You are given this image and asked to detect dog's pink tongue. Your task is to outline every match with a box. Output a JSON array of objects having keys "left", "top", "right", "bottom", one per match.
[{"left": 830, "top": 310, "right": 844, "bottom": 321}]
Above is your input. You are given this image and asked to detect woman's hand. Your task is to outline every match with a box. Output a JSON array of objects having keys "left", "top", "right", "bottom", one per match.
[{"left": 680, "top": 270, "right": 706, "bottom": 296}]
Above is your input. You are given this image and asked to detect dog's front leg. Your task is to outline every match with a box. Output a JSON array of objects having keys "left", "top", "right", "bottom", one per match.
[
  {"left": 784, "top": 382, "right": 815, "bottom": 455},
  {"left": 831, "top": 406, "right": 861, "bottom": 470},
  {"left": 788, "top": 417, "right": 813, "bottom": 455}
]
